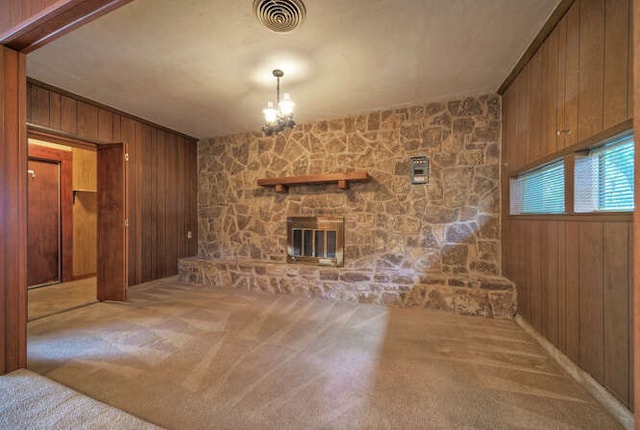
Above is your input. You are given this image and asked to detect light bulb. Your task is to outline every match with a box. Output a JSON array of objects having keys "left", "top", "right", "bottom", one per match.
[
  {"left": 278, "top": 93, "right": 295, "bottom": 116},
  {"left": 263, "top": 101, "right": 278, "bottom": 124}
]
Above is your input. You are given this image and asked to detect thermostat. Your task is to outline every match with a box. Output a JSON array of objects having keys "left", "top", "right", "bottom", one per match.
[{"left": 410, "top": 156, "right": 429, "bottom": 184}]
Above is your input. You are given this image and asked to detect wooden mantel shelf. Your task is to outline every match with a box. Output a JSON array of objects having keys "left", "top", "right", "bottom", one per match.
[{"left": 258, "top": 171, "right": 370, "bottom": 193}]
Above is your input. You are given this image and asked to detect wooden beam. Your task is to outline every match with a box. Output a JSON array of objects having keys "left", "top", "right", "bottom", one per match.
[{"left": 0, "top": 0, "right": 134, "bottom": 53}]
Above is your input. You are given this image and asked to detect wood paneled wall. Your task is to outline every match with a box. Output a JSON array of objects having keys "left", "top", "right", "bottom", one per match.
[
  {"left": 0, "top": 46, "right": 27, "bottom": 374},
  {"left": 504, "top": 218, "right": 633, "bottom": 406},
  {"left": 27, "top": 81, "right": 198, "bottom": 286},
  {"left": 501, "top": 0, "right": 634, "bottom": 410}
]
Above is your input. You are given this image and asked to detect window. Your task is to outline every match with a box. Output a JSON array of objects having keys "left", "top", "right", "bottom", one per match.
[
  {"left": 510, "top": 159, "right": 565, "bottom": 215},
  {"left": 575, "top": 134, "right": 634, "bottom": 212}
]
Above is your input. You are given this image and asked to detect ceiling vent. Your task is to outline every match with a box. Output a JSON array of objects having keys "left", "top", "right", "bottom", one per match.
[{"left": 253, "top": 0, "right": 306, "bottom": 33}]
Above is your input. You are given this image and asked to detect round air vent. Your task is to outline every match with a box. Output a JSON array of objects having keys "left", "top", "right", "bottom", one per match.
[{"left": 253, "top": 0, "right": 306, "bottom": 33}]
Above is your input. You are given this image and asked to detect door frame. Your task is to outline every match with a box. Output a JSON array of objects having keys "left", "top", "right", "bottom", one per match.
[{"left": 27, "top": 143, "right": 73, "bottom": 284}]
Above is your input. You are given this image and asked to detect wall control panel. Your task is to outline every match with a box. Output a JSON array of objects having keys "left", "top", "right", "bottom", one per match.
[{"left": 410, "top": 156, "right": 429, "bottom": 184}]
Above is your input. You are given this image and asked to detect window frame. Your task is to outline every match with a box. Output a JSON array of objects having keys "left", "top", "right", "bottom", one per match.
[{"left": 507, "top": 128, "right": 634, "bottom": 220}]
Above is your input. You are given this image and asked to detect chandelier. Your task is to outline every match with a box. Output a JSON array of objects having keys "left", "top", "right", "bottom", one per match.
[{"left": 262, "top": 69, "right": 295, "bottom": 136}]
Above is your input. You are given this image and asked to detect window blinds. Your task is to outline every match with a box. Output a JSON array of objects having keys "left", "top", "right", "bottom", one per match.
[
  {"left": 595, "top": 136, "right": 634, "bottom": 211},
  {"left": 512, "top": 159, "right": 565, "bottom": 214}
]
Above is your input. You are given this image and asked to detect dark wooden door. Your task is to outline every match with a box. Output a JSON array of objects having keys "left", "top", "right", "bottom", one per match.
[
  {"left": 27, "top": 159, "right": 60, "bottom": 287},
  {"left": 97, "top": 143, "right": 127, "bottom": 301}
]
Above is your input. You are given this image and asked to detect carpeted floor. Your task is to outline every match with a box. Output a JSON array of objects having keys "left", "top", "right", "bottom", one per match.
[
  {"left": 28, "top": 277, "right": 97, "bottom": 321},
  {"left": 0, "top": 368, "right": 161, "bottom": 429},
  {"left": 27, "top": 277, "right": 622, "bottom": 429}
]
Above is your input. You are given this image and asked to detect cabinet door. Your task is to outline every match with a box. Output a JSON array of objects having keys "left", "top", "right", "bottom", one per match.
[
  {"left": 603, "top": 0, "right": 631, "bottom": 128},
  {"left": 577, "top": 0, "right": 605, "bottom": 141},
  {"left": 542, "top": 28, "right": 559, "bottom": 157},
  {"left": 527, "top": 50, "right": 544, "bottom": 162},
  {"left": 562, "top": 0, "right": 580, "bottom": 149}
]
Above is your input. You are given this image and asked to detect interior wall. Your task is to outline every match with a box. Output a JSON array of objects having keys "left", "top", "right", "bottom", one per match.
[
  {"left": 196, "top": 94, "right": 505, "bottom": 311},
  {"left": 26, "top": 81, "right": 199, "bottom": 286},
  {"left": 501, "top": 0, "right": 633, "bottom": 409}
]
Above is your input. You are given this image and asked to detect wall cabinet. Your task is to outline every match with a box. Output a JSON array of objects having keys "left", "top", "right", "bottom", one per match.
[{"left": 504, "top": 0, "right": 631, "bottom": 173}]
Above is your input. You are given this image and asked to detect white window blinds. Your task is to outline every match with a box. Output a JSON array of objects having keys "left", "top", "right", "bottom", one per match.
[
  {"left": 575, "top": 134, "right": 634, "bottom": 212},
  {"left": 510, "top": 159, "right": 565, "bottom": 215}
]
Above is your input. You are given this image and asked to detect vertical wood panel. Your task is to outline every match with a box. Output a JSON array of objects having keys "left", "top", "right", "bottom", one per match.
[
  {"left": 577, "top": 0, "right": 605, "bottom": 140},
  {"left": 545, "top": 222, "right": 560, "bottom": 345},
  {"left": 60, "top": 95, "right": 77, "bottom": 134},
  {"left": 520, "top": 222, "right": 532, "bottom": 322},
  {"left": 557, "top": 222, "right": 567, "bottom": 352},
  {"left": 77, "top": 101, "right": 98, "bottom": 140},
  {"left": 98, "top": 109, "right": 114, "bottom": 142},
  {"left": 530, "top": 221, "right": 543, "bottom": 332},
  {"left": 565, "top": 222, "right": 581, "bottom": 363},
  {"left": 563, "top": 0, "right": 580, "bottom": 148},
  {"left": 141, "top": 125, "right": 154, "bottom": 282},
  {"left": 579, "top": 222, "right": 604, "bottom": 381},
  {"left": 603, "top": 0, "right": 631, "bottom": 128},
  {"left": 543, "top": 27, "right": 559, "bottom": 157},
  {"left": 603, "top": 222, "right": 630, "bottom": 406},
  {"left": 502, "top": 86, "right": 517, "bottom": 171},
  {"left": 539, "top": 221, "right": 550, "bottom": 338},
  {"left": 49, "top": 92, "right": 61, "bottom": 130},
  {"left": 29, "top": 84, "right": 50, "bottom": 126},
  {"left": 556, "top": 14, "right": 568, "bottom": 149},
  {"left": 528, "top": 53, "right": 544, "bottom": 162},
  {"left": 515, "top": 66, "right": 530, "bottom": 170}
]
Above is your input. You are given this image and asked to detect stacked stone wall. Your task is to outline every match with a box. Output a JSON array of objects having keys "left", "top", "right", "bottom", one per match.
[{"left": 180, "top": 94, "right": 515, "bottom": 317}]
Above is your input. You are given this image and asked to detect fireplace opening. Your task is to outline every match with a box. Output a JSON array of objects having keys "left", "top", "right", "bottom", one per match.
[{"left": 287, "top": 216, "right": 344, "bottom": 267}]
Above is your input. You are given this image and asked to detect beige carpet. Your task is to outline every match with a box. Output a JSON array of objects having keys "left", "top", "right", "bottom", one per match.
[
  {"left": 27, "top": 277, "right": 622, "bottom": 429},
  {"left": 28, "top": 277, "right": 97, "bottom": 321},
  {"left": 0, "top": 368, "right": 161, "bottom": 429}
]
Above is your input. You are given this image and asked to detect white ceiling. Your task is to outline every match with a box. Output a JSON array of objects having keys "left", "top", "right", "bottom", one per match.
[{"left": 26, "top": 0, "right": 560, "bottom": 139}]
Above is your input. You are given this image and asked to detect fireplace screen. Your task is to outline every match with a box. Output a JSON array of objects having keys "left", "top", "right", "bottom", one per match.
[{"left": 287, "top": 216, "right": 344, "bottom": 267}]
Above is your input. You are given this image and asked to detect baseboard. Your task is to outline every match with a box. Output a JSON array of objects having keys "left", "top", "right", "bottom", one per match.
[{"left": 514, "top": 314, "right": 633, "bottom": 430}]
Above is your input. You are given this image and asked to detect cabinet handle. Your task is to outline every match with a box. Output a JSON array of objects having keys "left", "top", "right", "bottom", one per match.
[{"left": 556, "top": 129, "right": 572, "bottom": 136}]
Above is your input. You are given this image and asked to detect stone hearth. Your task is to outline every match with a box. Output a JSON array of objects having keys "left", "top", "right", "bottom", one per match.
[{"left": 179, "top": 257, "right": 515, "bottom": 318}]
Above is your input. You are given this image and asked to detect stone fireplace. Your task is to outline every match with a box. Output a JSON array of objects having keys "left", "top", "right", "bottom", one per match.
[
  {"left": 179, "top": 94, "right": 516, "bottom": 318},
  {"left": 287, "top": 216, "right": 344, "bottom": 267}
]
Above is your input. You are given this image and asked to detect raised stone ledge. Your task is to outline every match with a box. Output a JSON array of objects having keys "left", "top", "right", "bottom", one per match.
[{"left": 178, "top": 257, "right": 516, "bottom": 319}]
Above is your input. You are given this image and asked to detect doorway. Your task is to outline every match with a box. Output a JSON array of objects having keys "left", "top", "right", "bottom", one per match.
[
  {"left": 25, "top": 134, "right": 128, "bottom": 319},
  {"left": 26, "top": 138, "right": 97, "bottom": 320}
]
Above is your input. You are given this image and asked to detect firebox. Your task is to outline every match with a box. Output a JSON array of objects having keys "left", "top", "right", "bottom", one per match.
[{"left": 287, "top": 216, "right": 344, "bottom": 267}]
